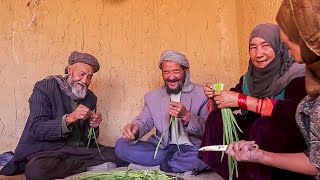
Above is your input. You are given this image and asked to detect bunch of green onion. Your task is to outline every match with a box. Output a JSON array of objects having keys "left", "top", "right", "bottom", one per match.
[
  {"left": 211, "top": 83, "right": 243, "bottom": 180},
  {"left": 76, "top": 169, "right": 179, "bottom": 180},
  {"left": 154, "top": 116, "right": 180, "bottom": 159},
  {"left": 87, "top": 109, "right": 104, "bottom": 160}
]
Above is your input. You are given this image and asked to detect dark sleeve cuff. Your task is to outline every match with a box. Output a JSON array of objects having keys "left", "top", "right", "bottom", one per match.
[{"left": 62, "top": 114, "right": 72, "bottom": 136}]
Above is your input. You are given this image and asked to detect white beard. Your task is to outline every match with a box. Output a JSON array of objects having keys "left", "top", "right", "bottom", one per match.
[{"left": 71, "top": 83, "right": 88, "bottom": 99}]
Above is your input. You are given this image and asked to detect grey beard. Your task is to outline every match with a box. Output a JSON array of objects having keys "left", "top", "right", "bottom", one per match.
[{"left": 71, "top": 86, "right": 87, "bottom": 99}]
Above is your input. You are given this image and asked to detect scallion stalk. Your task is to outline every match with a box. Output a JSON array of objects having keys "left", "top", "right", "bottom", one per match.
[
  {"left": 211, "top": 83, "right": 243, "bottom": 180},
  {"left": 154, "top": 116, "right": 180, "bottom": 159},
  {"left": 87, "top": 109, "right": 105, "bottom": 160}
]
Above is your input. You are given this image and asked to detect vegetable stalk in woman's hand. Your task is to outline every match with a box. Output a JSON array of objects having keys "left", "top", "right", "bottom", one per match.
[{"left": 212, "top": 83, "right": 242, "bottom": 180}]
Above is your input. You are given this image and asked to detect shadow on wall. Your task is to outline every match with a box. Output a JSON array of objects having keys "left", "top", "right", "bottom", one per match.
[{"left": 102, "top": 0, "right": 128, "bottom": 4}]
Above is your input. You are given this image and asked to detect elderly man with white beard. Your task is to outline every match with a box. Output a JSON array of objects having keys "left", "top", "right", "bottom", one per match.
[{"left": 0, "top": 51, "right": 128, "bottom": 180}]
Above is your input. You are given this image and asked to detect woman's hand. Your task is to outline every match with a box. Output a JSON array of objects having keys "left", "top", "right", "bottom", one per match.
[
  {"left": 213, "top": 90, "right": 239, "bottom": 108},
  {"left": 226, "top": 140, "right": 263, "bottom": 163}
]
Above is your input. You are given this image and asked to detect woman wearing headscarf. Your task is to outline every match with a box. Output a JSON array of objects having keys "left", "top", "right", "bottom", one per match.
[
  {"left": 225, "top": 0, "right": 320, "bottom": 178},
  {"left": 199, "top": 23, "right": 309, "bottom": 179}
]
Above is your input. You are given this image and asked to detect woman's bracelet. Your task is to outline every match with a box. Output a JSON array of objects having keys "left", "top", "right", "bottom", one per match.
[
  {"left": 238, "top": 93, "right": 248, "bottom": 110},
  {"left": 256, "top": 99, "right": 260, "bottom": 113}
]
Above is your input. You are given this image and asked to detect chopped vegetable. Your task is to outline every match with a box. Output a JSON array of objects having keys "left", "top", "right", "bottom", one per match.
[{"left": 211, "top": 83, "right": 243, "bottom": 180}]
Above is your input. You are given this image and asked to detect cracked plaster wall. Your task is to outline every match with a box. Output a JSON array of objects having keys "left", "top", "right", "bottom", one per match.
[{"left": 0, "top": 0, "right": 281, "bottom": 152}]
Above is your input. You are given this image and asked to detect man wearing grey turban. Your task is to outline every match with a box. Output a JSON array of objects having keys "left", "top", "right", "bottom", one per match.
[
  {"left": 0, "top": 51, "right": 128, "bottom": 179},
  {"left": 115, "top": 50, "right": 209, "bottom": 173}
]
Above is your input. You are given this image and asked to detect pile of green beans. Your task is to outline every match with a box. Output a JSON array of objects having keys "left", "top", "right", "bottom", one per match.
[{"left": 76, "top": 169, "right": 179, "bottom": 180}]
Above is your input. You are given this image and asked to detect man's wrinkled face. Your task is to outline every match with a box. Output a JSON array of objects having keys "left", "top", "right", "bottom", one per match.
[
  {"left": 161, "top": 60, "right": 187, "bottom": 94},
  {"left": 249, "top": 37, "right": 276, "bottom": 69},
  {"left": 67, "top": 62, "right": 94, "bottom": 99}
]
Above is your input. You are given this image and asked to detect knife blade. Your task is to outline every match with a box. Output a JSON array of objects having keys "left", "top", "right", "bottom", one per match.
[{"left": 198, "top": 145, "right": 228, "bottom": 151}]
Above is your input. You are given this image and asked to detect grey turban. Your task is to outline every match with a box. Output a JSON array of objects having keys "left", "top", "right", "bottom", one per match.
[
  {"left": 158, "top": 50, "right": 194, "bottom": 93},
  {"left": 159, "top": 50, "right": 190, "bottom": 69},
  {"left": 65, "top": 51, "right": 100, "bottom": 74}
]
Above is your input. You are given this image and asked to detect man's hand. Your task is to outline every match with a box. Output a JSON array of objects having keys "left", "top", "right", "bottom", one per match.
[
  {"left": 122, "top": 123, "right": 139, "bottom": 140},
  {"left": 168, "top": 101, "right": 191, "bottom": 124},
  {"left": 203, "top": 82, "right": 215, "bottom": 99},
  {"left": 66, "top": 104, "right": 92, "bottom": 126},
  {"left": 89, "top": 111, "right": 102, "bottom": 128}
]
